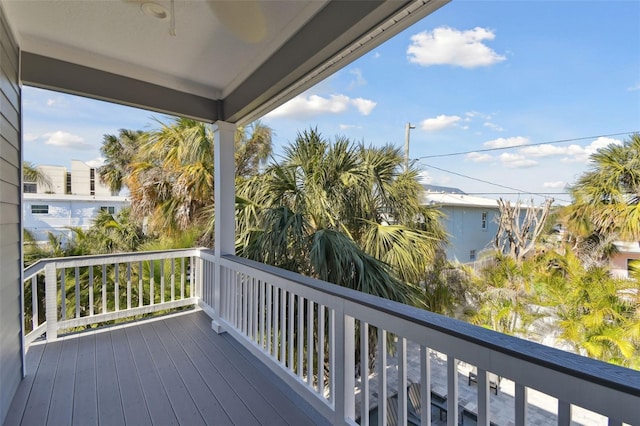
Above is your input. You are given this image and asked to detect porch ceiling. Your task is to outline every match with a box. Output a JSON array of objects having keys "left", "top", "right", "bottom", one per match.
[{"left": 1, "top": 0, "right": 448, "bottom": 123}]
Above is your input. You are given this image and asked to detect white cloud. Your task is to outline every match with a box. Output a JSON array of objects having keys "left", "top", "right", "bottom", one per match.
[
  {"left": 519, "top": 144, "right": 567, "bottom": 157},
  {"left": 483, "top": 122, "right": 504, "bottom": 132},
  {"left": 562, "top": 137, "right": 622, "bottom": 163},
  {"left": 266, "top": 94, "right": 376, "bottom": 119},
  {"left": 465, "top": 152, "right": 493, "bottom": 163},
  {"left": 628, "top": 84, "right": 640, "bottom": 91},
  {"left": 543, "top": 181, "right": 565, "bottom": 189},
  {"left": 339, "top": 124, "right": 360, "bottom": 130},
  {"left": 407, "top": 26, "right": 506, "bottom": 68},
  {"left": 372, "top": 52, "right": 381, "bottom": 59},
  {"left": 484, "top": 136, "right": 529, "bottom": 148},
  {"left": 348, "top": 68, "right": 366, "bottom": 88},
  {"left": 85, "top": 157, "right": 106, "bottom": 168},
  {"left": 499, "top": 152, "right": 537, "bottom": 168},
  {"left": 46, "top": 99, "right": 56, "bottom": 106},
  {"left": 43, "top": 131, "right": 92, "bottom": 150},
  {"left": 351, "top": 98, "right": 377, "bottom": 115},
  {"left": 23, "top": 133, "right": 38, "bottom": 142},
  {"left": 420, "top": 114, "right": 461, "bottom": 131},
  {"left": 417, "top": 171, "right": 432, "bottom": 184}
]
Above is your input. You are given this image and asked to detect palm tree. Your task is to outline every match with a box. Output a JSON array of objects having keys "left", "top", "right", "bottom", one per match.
[
  {"left": 565, "top": 133, "right": 640, "bottom": 240},
  {"left": 236, "top": 128, "right": 446, "bottom": 304},
  {"left": 98, "top": 129, "right": 146, "bottom": 193}
]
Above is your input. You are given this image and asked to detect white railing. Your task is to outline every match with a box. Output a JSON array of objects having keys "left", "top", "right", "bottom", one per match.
[
  {"left": 212, "top": 254, "right": 640, "bottom": 426},
  {"left": 23, "top": 249, "right": 201, "bottom": 344},
  {"left": 24, "top": 249, "right": 640, "bottom": 425}
]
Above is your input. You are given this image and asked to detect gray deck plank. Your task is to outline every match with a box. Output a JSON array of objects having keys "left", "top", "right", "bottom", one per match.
[
  {"left": 46, "top": 337, "right": 78, "bottom": 426},
  {"left": 187, "top": 312, "right": 318, "bottom": 425},
  {"left": 7, "top": 312, "right": 328, "bottom": 426},
  {"left": 72, "top": 333, "right": 97, "bottom": 426},
  {"left": 137, "top": 321, "right": 206, "bottom": 426},
  {"left": 124, "top": 324, "right": 180, "bottom": 426},
  {"left": 150, "top": 320, "right": 235, "bottom": 426},
  {"left": 163, "top": 316, "right": 262, "bottom": 426},
  {"left": 95, "top": 330, "right": 125, "bottom": 426},
  {"left": 3, "top": 343, "right": 45, "bottom": 426},
  {"left": 20, "top": 340, "right": 62, "bottom": 426},
  {"left": 110, "top": 327, "right": 152, "bottom": 426}
]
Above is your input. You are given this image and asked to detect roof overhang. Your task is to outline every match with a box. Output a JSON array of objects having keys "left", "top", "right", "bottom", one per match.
[{"left": 3, "top": 0, "right": 449, "bottom": 124}]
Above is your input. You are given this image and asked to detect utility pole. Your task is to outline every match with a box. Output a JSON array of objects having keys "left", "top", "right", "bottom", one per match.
[{"left": 404, "top": 122, "right": 415, "bottom": 171}]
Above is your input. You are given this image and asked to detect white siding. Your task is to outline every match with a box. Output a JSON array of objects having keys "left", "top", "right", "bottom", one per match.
[
  {"left": 440, "top": 206, "right": 500, "bottom": 262},
  {"left": 0, "top": 4, "right": 22, "bottom": 422}
]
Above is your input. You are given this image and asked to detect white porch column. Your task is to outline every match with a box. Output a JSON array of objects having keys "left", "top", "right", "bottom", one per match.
[{"left": 212, "top": 120, "right": 236, "bottom": 334}]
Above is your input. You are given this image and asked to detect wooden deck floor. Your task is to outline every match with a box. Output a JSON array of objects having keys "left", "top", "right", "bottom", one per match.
[{"left": 5, "top": 310, "right": 328, "bottom": 426}]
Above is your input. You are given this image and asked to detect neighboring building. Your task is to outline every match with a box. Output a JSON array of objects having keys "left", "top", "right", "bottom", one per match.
[
  {"left": 24, "top": 160, "right": 114, "bottom": 196},
  {"left": 422, "top": 185, "right": 500, "bottom": 263},
  {"left": 23, "top": 193, "right": 129, "bottom": 244},
  {"left": 610, "top": 241, "right": 640, "bottom": 279}
]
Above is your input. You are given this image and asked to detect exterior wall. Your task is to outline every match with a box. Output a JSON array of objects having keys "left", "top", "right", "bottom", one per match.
[
  {"left": 23, "top": 194, "right": 129, "bottom": 244},
  {"left": 37, "top": 164, "right": 66, "bottom": 194},
  {"left": 70, "top": 160, "right": 112, "bottom": 196},
  {"left": 439, "top": 206, "right": 500, "bottom": 262},
  {"left": 0, "top": 4, "right": 22, "bottom": 423},
  {"left": 610, "top": 242, "right": 640, "bottom": 279}
]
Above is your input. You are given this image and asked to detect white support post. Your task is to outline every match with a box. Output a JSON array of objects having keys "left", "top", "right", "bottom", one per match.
[
  {"left": 44, "top": 263, "right": 58, "bottom": 341},
  {"left": 335, "top": 312, "right": 355, "bottom": 424},
  {"left": 515, "top": 383, "right": 527, "bottom": 425},
  {"left": 212, "top": 120, "right": 236, "bottom": 334},
  {"left": 447, "top": 356, "right": 458, "bottom": 426},
  {"left": 477, "top": 368, "right": 490, "bottom": 426}
]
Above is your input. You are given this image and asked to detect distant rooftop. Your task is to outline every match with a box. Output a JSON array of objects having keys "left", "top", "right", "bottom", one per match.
[{"left": 422, "top": 184, "right": 466, "bottom": 195}]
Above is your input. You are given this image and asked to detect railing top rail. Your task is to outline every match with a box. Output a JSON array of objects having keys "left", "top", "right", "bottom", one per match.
[
  {"left": 23, "top": 259, "right": 47, "bottom": 280},
  {"left": 222, "top": 254, "right": 640, "bottom": 397},
  {"left": 40, "top": 248, "right": 202, "bottom": 268}
]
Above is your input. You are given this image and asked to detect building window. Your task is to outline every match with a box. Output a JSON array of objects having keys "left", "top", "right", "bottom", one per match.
[
  {"left": 100, "top": 206, "right": 115, "bottom": 214},
  {"left": 90, "top": 168, "right": 96, "bottom": 195},
  {"left": 23, "top": 182, "right": 37, "bottom": 193},
  {"left": 481, "top": 211, "right": 488, "bottom": 230},
  {"left": 31, "top": 205, "right": 49, "bottom": 214},
  {"left": 66, "top": 172, "right": 72, "bottom": 194},
  {"left": 470, "top": 250, "right": 476, "bottom": 261}
]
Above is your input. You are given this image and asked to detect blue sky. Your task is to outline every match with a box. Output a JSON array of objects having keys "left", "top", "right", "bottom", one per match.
[{"left": 23, "top": 1, "right": 640, "bottom": 205}]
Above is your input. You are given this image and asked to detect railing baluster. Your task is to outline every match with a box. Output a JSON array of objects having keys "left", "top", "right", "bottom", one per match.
[
  {"left": 243, "top": 274, "right": 249, "bottom": 336},
  {"left": 75, "top": 266, "right": 80, "bottom": 318},
  {"left": 398, "top": 337, "right": 407, "bottom": 426},
  {"left": 160, "top": 259, "right": 165, "bottom": 303},
  {"left": 297, "top": 295, "right": 304, "bottom": 378},
  {"left": 317, "top": 304, "right": 325, "bottom": 394},
  {"left": 138, "top": 260, "right": 143, "bottom": 307},
  {"left": 447, "top": 356, "right": 459, "bottom": 426},
  {"left": 31, "top": 276, "right": 38, "bottom": 331},
  {"left": 377, "top": 328, "right": 387, "bottom": 426},
  {"left": 273, "top": 286, "right": 279, "bottom": 357},
  {"left": 114, "top": 263, "right": 119, "bottom": 311},
  {"left": 61, "top": 267, "right": 66, "bottom": 320},
  {"left": 253, "top": 278, "right": 259, "bottom": 342},
  {"left": 328, "top": 307, "right": 335, "bottom": 405},
  {"left": 420, "top": 345, "right": 431, "bottom": 426},
  {"left": 45, "top": 263, "right": 58, "bottom": 341},
  {"left": 150, "top": 260, "right": 154, "bottom": 305},
  {"left": 88, "top": 266, "right": 94, "bottom": 316},
  {"left": 334, "top": 311, "right": 355, "bottom": 424},
  {"left": 180, "top": 257, "right": 185, "bottom": 299},
  {"left": 102, "top": 265, "right": 107, "bottom": 314},
  {"left": 260, "top": 280, "right": 266, "bottom": 350},
  {"left": 127, "top": 262, "right": 132, "bottom": 310},
  {"left": 267, "top": 283, "right": 272, "bottom": 353},
  {"left": 360, "top": 321, "right": 369, "bottom": 426},
  {"left": 515, "top": 383, "right": 527, "bottom": 426},
  {"left": 477, "top": 368, "right": 490, "bottom": 426},
  {"left": 280, "top": 288, "right": 286, "bottom": 364},
  {"left": 307, "top": 299, "right": 314, "bottom": 387},
  {"left": 288, "top": 291, "right": 294, "bottom": 369},
  {"left": 189, "top": 256, "right": 194, "bottom": 298},
  {"left": 558, "top": 400, "right": 570, "bottom": 426},
  {"left": 247, "top": 276, "right": 253, "bottom": 340},
  {"left": 170, "top": 259, "right": 175, "bottom": 302}
]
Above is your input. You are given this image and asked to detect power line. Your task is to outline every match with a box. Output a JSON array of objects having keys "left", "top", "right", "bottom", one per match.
[
  {"left": 416, "top": 131, "right": 638, "bottom": 159},
  {"left": 420, "top": 162, "right": 571, "bottom": 203}
]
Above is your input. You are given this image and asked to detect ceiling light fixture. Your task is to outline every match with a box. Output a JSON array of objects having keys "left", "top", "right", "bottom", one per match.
[{"left": 141, "top": 2, "right": 168, "bottom": 20}]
